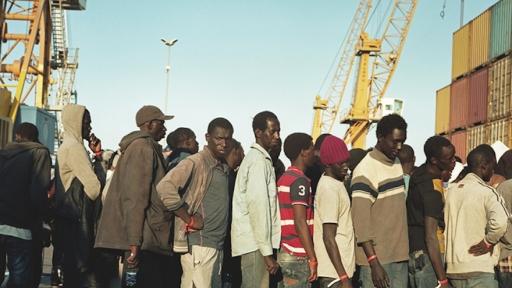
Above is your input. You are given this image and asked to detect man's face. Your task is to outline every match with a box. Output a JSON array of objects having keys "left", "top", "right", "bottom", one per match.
[
  {"left": 331, "top": 160, "right": 350, "bottom": 181},
  {"left": 148, "top": 119, "right": 167, "bottom": 141},
  {"left": 302, "top": 142, "right": 316, "bottom": 168},
  {"left": 225, "top": 147, "right": 245, "bottom": 170},
  {"left": 377, "top": 129, "right": 406, "bottom": 160},
  {"left": 206, "top": 127, "right": 233, "bottom": 160},
  {"left": 82, "top": 110, "right": 92, "bottom": 140},
  {"left": 433, "top": 145, "right": 456, "bottom": 181},
  {"left": 258, "top": 119, "right": 281, "bottom": 151},
  {"left": 184, "top": 136, "right": 199, "bottom": 154}
]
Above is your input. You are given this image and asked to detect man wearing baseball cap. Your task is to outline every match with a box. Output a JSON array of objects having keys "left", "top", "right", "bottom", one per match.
[
  {"left": 95, "top": 105, "right": 178, "bottom": 287},
  {"left": 314, "top": 135, "right": 355, "bottom": 288}
]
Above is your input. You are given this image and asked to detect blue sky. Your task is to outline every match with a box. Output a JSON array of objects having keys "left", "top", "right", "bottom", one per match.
[{"left": 68, "top": 0, "right": 497, "bottom": 164}]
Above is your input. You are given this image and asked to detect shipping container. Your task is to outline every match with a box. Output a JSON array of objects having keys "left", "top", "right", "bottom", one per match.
[
  {"left": 468, "top": 68, "right": 488, "bottom": 125},
  {"left": 491, "top": 0, "right": 512, "bottom": 59},
  {"left": 487, "top": 118, "right": 512, "bottom": 148},
  {"left": 451, "top": 130, "right": 468, "bottom": 163},
  {"left": 0, "top": 117, "right": 12, "bottom": 149},
  {"left": 467, "top": 124, "right": 486, "bottom": 152},
  {"left": 15, "top": 105, "right": 57, "bottom": 154},
  {"left": 488, "top": 55, "right": 512, "bottom": 121},
  {"left": 450, "top": 77, "right": 469, "bottom": 130},
  {"left": 452, "top": 24, "right": 471, "bottom": 80},
  {"left": 435, "top": 85, "right": 451, "bottom": 134},
  {"left": 470, "top": 10, "right": 491, "bottom": 70}
]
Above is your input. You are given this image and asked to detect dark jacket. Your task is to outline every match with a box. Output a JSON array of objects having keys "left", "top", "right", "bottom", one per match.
[
  {"left": 0, "top": 141, "right": 51, "bottom": 229},
  {"left": 95, "top": 131, "right": 173, "bottom": 255}
]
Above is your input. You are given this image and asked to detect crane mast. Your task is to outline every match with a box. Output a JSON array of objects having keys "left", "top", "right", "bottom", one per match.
[{"left": 312, "top": 0, "right": 417, "bottom": 148}]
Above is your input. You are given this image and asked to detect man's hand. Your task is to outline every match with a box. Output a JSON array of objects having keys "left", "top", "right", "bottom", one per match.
[
  {"left": 263, "top": 255, "right": 279, "bottom": 275},
  {"left": 341, "top": 280, "right": 353, "bottom": 288},
  {"left": 468, "top": 239, "right": 493, "bottom": 256},
  {"left": 370, "top": 260, "right": 390, "bottom": 288},
  {"left": 187, "top": 213, "right": 204, "bottom": 232},
  {"left": 307, "top": 259, "right": 318, "bottom": 282},
  {"left": 88, "top": 133, "right": 102, "bottom": 153},
  {"left": 127, "top": 245, "right": 140, "bottom": 267}
]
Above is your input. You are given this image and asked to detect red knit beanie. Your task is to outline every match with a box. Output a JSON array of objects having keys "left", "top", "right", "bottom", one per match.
[{"left": 320, "top": 135, "right": 350, "bottom": 165}]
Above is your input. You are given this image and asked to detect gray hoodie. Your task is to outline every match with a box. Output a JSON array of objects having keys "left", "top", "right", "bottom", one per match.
[{"left": 57, "top": 104, "right": 100, "bottom": 200}]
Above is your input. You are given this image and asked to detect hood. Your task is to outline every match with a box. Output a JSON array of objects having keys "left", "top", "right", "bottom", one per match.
[
  {"left": 2, "top": 141, "right": 48, "bottom": 159},
  {"left": 62, "top": 104, "right": 85, "bottom": 142},
  {"left": 119, "top": 130, "right": 156, "bottom": 152}
]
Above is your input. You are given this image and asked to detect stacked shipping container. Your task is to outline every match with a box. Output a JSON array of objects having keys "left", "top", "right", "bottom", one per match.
[{"left": 436, "top": 0, "right": 512, "bottom": 162}]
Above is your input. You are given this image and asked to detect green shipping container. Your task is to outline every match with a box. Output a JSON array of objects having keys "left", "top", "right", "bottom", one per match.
[{"left": 491, "top": 0, "right": 512, "bottom": 59}]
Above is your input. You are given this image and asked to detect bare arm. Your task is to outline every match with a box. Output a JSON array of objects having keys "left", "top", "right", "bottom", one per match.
[
  {"left": 361, "top": 241, "right": 389, "bottom": 288},
  {"left": 424, "top": 216, "right": 447, "bottom": 285},
  {"left": 323, "top": 223, "right": 351, "bottom": 287},
  {"left": 293, "top": 204, "right": 317, "bottom": 282}
]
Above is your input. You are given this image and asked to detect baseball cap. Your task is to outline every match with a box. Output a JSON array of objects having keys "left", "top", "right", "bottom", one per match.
[{"left": 135, "top": 105, "right": 174, "bottom": 127}]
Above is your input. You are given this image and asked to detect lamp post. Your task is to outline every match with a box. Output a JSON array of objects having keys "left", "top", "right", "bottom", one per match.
[{"left": 160, "top": 38, "right": 178, "bottom": 113}]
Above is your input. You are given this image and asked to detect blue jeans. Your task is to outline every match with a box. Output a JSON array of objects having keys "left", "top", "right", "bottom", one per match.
[
  {"left": 449, "top": 273, "right": 498, "bottom": 288},
  {"left": 408, "top": 250, "right": 437, "bottom": 288},
  {"left": 497, "top": 270, "right": 512, "bottom": 288},
  {"left": 277, "top": 252, "right": 310, "bottom": 288},
  {"left": 0, "top": 234, "right": 32, "bottom": 288},
  {"left": 359, "top": 261, "right": 408, "bottom": 288}
]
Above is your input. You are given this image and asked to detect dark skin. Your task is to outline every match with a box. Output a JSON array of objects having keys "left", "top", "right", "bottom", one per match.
[
  {"left": 424, "top": 145, "right": 456, "bottom": 287},
  {"left": 323, "top": 161, "right": 352, "bottom": 287},
  {"left": 290, "top": 141, "right": 317, "bottom": 282},
  {"left": 468, "top": 158, "right": 497, "bottom": 256},
  {"left": 362, "top": 128, "right": 406, "bottom": 288},
  {"left": 254, "top": 118, "right": 281, "bottom": 274},
  {"left": 82, "top": 110, "right": 102, "bottom": 154}
]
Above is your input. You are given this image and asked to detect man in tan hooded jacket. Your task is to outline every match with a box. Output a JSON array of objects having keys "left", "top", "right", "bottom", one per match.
[{"left": 55, "top": 104, "right": 104, "bottom": 287}]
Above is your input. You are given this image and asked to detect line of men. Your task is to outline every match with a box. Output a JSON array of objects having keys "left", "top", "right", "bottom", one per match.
[{"left": 1, "top": 103, "right": 512, "bottom": 288}]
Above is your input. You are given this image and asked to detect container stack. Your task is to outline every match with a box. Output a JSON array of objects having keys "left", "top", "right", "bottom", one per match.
[{"left": 435, "top": 0, "right": 512, "bottom": 163}]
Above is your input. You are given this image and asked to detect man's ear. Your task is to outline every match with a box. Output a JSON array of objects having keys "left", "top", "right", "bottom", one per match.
[
  {"left": 254, "top": 129, "right": 262, "bottom": 140},
  {"left": 205, "top": 133, "right": 210, "bottom": 143}
]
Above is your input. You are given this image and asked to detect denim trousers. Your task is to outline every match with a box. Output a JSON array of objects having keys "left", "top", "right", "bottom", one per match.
[
  {"left": 241, "top": 250, "right": 269, "bottom": 288},
  {"left": 408, "top": 250, "right": 437, "bottom": 288},
  {"left": 496, "top": 270, "right": 512, "bottom": 288},
  {"left": 449, "top": 273, "right": 498, "bottom": 288},
  {"left": 277, "top": 251, "right": 310, "bottom": 288},
  {"left": 0, "top": 234, "right": 32, "bottom": 288},
  {"left": 359, "top": 261, "right": 408, "bottom": 288}
]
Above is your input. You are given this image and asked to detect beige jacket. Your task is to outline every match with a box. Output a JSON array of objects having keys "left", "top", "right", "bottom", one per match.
[{"left": 57, "top": 104, "right": 100, "bottom": 200}]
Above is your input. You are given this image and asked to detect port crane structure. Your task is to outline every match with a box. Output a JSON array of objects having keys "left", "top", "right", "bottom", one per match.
[{"left": 312, "top": 0, "right": 417, "bottom": 148}]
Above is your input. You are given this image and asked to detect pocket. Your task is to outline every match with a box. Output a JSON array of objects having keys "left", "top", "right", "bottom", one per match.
[{"left": 414, "top": 253, "right": 426, "bottom": 271}]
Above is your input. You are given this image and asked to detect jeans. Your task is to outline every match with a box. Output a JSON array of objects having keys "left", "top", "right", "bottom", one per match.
[
  {"left": 359, "top": 261, "right": 408, "bottom": 288},
  {"left": 0, "top": 234, "right": 32, "bottom": 288},
  {"left": 408, "top": 250, "right": 437, "bottom": 288},
  {"left": 277, "top": 252, "right": 310, "bottom": 288},
  {"left": 449, "top": 273, "right": 498, "bottom": 288},
  {"left": 241, "top": 250, "right": 269, "bottom": 288},
  {"left": 497, "top": 270, "right": 512, "bottom": 288}
]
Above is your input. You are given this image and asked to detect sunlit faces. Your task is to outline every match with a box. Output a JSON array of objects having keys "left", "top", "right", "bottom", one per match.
[{"left": 206, "top": 127, "right": 233, "bottom": 160}]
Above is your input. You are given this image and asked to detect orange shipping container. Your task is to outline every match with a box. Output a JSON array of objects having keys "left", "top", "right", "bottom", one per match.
[
  {"left": 467, "top": 124, "right": 486, "bottom": 153},
  {"left": 469, "top": 10, "right": 491, "bottom": 71},
  {"left": 486, "top": 118, "right": 512, "bottom": 148},
  {"left": 450, "top": 77, "right": 469, "bottom": 131},
  {"left": 451, "top": 130, "right": 468, "bottom": 163},
  {"left": 452, "top": 24, "right": 470, "bottom": 80},
  {"left": 488, "top": 55, "right": 512, "bottom": 121},
  {"left": 435, "top": 85, "right": 450, "bottom": 134},
  {"left": 468, "top": 68, "right": 488, "bottom": 125}
]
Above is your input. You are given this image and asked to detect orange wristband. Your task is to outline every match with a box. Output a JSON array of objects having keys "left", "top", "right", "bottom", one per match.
[
  {"left": 367, "top": 255, "right": 377, "bottom": 263},
  {"left": 339, "top": 274, "right": 349, "bottom": 282}
]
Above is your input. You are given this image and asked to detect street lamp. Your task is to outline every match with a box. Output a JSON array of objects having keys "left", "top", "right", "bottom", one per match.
[{"left": 161, "top": 38, "right": 178, "bottom": 113}]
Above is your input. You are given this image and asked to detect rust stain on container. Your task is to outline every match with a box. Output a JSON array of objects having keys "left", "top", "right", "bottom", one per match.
[
  {"left": 488, "top": 55, "right": 512, "bottom": 121},
  {"left": 468, "top": 68, "right": 488, "bottom": 125},
  {"left": 486, "top": 118, "right": 512, "bottom": 148},
  {"left": 452, "top": 24, "right": 471, "bottom": 80},
  {"left": 467, "top": 124, "right": 486, "bottom": 153},
  {"left": 470, "top": 10, "right": 491, "bottom": 71},
  {"left": 436, "top": 85, "right": 450, "bottom": 134},
  {"left": 451, "top": 130, "right": 468, "bottom": 163},
  {"left": 450, "top": 77, "right": 469, "bottom": 131}
]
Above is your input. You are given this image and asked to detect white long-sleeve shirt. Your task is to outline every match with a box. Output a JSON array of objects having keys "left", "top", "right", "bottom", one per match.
[
  {"left": 445, "top": 173, "right": 509, "bottom": 275},
  {"left": 231, "top": 143, "right": 281, "bottom": 257}
]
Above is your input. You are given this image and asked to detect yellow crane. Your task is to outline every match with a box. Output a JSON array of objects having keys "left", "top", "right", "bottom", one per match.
[{"left": 312, "top": 0, "right": 417, "bottom": 148}]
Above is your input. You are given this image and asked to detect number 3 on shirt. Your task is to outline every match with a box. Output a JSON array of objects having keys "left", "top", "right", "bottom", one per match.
[{"left": 298, "top": 185, "right": 306, "bottom": 196}]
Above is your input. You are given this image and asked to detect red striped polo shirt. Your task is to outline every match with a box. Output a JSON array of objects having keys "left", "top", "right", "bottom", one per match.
[{"left": 277, "top": 166, "right": 313, "bottom": 257}]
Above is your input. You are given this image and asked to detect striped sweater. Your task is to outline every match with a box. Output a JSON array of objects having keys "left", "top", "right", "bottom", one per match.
[{"left": 350, "top": 148, "right": 409, "bottom": 265}]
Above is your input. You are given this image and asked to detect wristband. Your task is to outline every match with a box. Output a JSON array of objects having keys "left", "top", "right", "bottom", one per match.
[
  {"left": 94, "top": 150, "right": 103, "bottom": 157},
  {"left": 339, "top": 274, "right": 349, "bottom": 282},
  {"left": 438, "top": 279, "right": 448, "bottom": 285},
  {"left": 308, "top": 258, "right": 318, "bottom": 264},
  {"left": 483, "top": 239, "right": 493, "bottom": 249},
  {"left": 367, "top": 255, "right": 378, "bottom": 263},
  {"left": 186, "top": 216, "right": 195, "bottom": 230}
]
